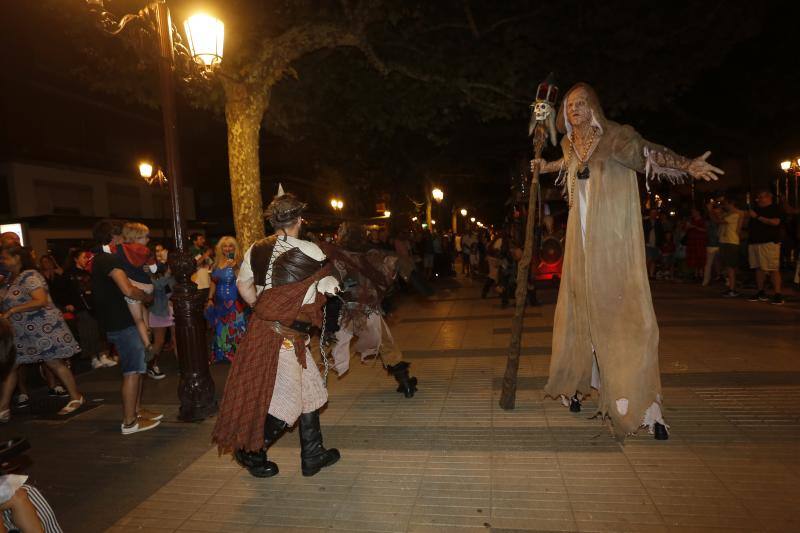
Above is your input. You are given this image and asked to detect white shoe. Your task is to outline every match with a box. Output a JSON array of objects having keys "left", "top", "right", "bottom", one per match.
[
  {"left": 99, "top": 354, "right": 118, "bottom": 368},
  {"left": 121, "top": 418, "right": 161, "bottom": 435},
  {"left": 91, "top": 357, "right": 103, "bottom": 369}
]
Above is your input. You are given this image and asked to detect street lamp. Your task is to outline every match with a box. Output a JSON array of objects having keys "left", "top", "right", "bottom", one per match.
[
  {"left": 330, "top": 198, "right": 344, "bottom": 211},
  {"left": 779, "top": 157, "right": 800, "bottom": 207},
  {"left": 460, "top": 208, "right": 468, "bottom": 217},
  {"left": 470, "top": 217, "right": 476, "bottom": 223},
  {"left": 138, "top": 160, "right": 167, "bottom": 186},
  {"left": 183, "top": 14, "right": 224, "bottom": 67},
  {"left": 384, "top": 210, "right": 391, "bottom": 218},
  {"left": 84, "top": 0, "right": 224, "bottom": 421},
  {"left": 432, "top": 187, "right": 444, "bottom": 202}
]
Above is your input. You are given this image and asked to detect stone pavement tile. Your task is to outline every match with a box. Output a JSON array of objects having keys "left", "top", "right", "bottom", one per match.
[
  {"left": 114, "top": 515, "right": 187, "bottom": 529},
  {"left": 490, "top": 518, "right": 579, "bottom": 531},
  {"left": 659, "top": 513, "right": 763, "bottom": 529},
  {"left": 248, "top": 526, "right": 332, "bottom": 533},
  {"left": 408, "top": 526, "right": 488, "bottom": 533},
  {"left": 333, "top": 510, "right": 409, "bottom": 530},
  {"left": 409, "top": 512, "right": 491, "bottom": 528},
  {"left": 107, "top": 527, "right": 177, "bottom": 533},
  {"left": 576, "top": 521, "right": 668, "bottom": 533}
]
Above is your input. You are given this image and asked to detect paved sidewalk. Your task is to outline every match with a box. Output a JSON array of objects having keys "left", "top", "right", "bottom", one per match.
[{"left": 105, "top": 277, "right": 800, "bottom": 532}]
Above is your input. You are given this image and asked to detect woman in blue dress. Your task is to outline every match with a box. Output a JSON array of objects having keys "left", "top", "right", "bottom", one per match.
[{"left": 205, "top": 236, "right": 248, "bottom": 363}]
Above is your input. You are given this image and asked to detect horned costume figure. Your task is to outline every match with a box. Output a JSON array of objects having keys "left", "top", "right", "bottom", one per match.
[
  {"left": 534, "top": 83, "right": 722, "bottom": 441},
  {"left": 211, "top": 192, "right": 341, "bottom": 477},
  {"left": 320, "top": 224, "right": 418, "bottom": 398}
]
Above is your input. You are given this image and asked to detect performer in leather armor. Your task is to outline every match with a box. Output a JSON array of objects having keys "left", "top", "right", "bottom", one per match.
[
  {"left": 212, "top": 192, "right": 341, "bottom": 477},
  {"left": 320, "top": 223, "right": 418, "bottom": 398}
]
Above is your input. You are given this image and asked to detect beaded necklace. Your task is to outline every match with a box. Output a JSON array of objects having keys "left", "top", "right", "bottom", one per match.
[{"left": 565, "top": 126, "right": 600, "bottom": 208}]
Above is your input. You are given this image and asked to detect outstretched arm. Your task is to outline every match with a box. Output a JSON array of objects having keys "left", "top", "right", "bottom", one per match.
[
  {"left": 648, "top": 149, "right": 723, "bottom": 182},
  {"left": 612, "top": 125, "right": 724, "bottom": 183}
]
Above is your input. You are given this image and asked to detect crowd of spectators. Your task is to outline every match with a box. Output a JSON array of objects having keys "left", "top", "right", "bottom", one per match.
[{"left": 642, "top": 190, "right": 798, "bottom": 304}]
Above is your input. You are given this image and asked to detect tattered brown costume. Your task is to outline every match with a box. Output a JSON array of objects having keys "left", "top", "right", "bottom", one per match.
[
  {"left": 212, "top": 237, "right": 332, "bottom": 454},
  {"left": 544, "top": 84, "right": 691, "bottom": 439}
]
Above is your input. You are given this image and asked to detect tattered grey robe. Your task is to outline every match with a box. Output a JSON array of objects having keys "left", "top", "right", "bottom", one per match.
[{"left": 544, "top": 120, "right": 677, "bottom": 439}]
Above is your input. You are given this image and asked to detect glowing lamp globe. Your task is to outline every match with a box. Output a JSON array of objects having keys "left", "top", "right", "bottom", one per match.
[
  {"left": 184, "top": 14, "right": 224, "bottom": 67},
  {"left": 432, "top": 188, "right": 444, "bottom": 202},
  {"left": 781, "top": 160, "right": 792, "bottom": 171},
  {"left": 460, "top": 208, "right": 467, "bottom": 216},
  {"left": 384, "top": 210, "right": 391, "bottom": 218},
  {"left": 138, "top": 162, "right": 154, "bottom": 179}
]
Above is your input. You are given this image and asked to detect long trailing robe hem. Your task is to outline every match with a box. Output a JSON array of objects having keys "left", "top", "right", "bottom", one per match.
[{"left": 643, "top": 146, "right": 689, "bottom": 191}]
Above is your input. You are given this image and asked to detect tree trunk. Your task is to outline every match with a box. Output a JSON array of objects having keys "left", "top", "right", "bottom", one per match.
[{"left": 224, "top": 80, "right": 269, "bottom": 250}]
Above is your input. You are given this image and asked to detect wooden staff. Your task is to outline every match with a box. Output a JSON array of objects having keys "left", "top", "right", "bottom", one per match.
[{"left": 499, "top": 119, "right": 547, "bottom": 410}]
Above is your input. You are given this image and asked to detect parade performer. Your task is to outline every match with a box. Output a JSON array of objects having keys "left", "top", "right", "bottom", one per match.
[
  {"left": 534, "top": 83, "right": 723, "bottom": 441},
  {"left": 211, "top": 192, "right": 341, "bottom": 477},
  {"left": 320, "top": 223, "right": 418, "bottom": 398}
]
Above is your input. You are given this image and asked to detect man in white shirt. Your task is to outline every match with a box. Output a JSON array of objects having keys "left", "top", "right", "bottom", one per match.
[{"left": 212, "top": 193, "right": 340, "bottom": 478}]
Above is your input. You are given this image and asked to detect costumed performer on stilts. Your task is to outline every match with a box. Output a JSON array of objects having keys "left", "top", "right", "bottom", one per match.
[{"left": 533, "top": 83, "right": 723, "bottom": 441}]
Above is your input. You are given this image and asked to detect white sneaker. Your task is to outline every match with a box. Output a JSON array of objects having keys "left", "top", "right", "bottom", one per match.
[
  {"left": 91, "top": 357, "right": 103, "bottom": 369},
  {"left": 121, "top": 418, "right": 161, "bottom": 435},
  {"left": 99, "top": 354, "right": 118, "bottom": 368}
]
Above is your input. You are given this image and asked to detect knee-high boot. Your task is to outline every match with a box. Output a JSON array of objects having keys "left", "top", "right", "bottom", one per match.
[
  {"left": 299, "top": 410, "right": 340, "bottom": 476},
  {"left": 387, "top": 361, "right": 418, "bottom": 398},
  {"left": 234, "top": 414, "right": 288, "bottom": 478}
]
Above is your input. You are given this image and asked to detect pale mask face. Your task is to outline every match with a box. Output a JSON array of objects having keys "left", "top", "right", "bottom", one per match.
[{"left": 566, "top": 88, "right": 591, "bottom": 128}]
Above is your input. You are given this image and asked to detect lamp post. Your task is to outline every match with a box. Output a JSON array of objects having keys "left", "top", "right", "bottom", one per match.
[
  {"left": 85, "top": 0, "right": 224, "bottom": 421},
  {"left": 426, "top": 186, "right": 444, "bottom": 228},
  {"left": 138, "top": 160, "right": 170, "bottom": 241},
  {"left": 780, "top": 159, "right": 800, "bottom": 208},
  {"left": 330, "top": 198, "right": 344, "bottom": 212}
]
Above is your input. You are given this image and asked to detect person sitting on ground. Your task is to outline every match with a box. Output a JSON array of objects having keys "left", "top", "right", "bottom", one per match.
[{"left": 113, "top": 223, "right": 156, "bottom": 358}]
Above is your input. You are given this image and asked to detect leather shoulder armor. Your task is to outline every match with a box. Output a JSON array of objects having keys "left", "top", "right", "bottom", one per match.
[
  {"left": 272, "top": 247, "right": 325, "bottom": 287},
  {"left": 250, "top": 236, "right": 277, "bottom": 287}
]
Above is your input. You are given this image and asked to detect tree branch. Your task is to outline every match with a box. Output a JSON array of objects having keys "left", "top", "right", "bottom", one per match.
[{"left": 462, "top": 0, "right": 480, "bottom": 39}]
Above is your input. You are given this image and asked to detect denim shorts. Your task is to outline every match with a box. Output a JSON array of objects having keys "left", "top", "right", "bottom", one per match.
[{"left": 106, "top": 325, "right": 147, "bottom": 375}]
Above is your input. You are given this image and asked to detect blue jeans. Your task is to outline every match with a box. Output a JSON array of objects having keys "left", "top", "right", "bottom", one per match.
[{"left": 106, "top": 326, "right": 146, "bottom": 375}]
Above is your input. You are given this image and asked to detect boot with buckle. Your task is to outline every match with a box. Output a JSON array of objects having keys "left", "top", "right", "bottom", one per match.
[{"left": 234, "top": 414, "right": 287, "bottom": 478}]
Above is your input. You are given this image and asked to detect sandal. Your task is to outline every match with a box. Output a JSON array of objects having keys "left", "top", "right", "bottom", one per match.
[
  {"left": 58, "top": 396, "right": 85, "bottom": 416},
  {"left": 0, "top": 409, "right": 9, "bottom": 423}
]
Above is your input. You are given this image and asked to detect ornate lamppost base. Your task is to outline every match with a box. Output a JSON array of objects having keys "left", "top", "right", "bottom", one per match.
[{"left": 170, "top": 251, "right": 217, "bottom": 421}]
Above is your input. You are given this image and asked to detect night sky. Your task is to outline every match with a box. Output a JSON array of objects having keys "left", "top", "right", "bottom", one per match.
[{"left": 1, "top": 0, "right": 797, "bottom": 225}]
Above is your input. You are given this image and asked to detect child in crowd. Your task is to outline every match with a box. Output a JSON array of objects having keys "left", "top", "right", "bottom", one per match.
[{"left": 114, "top": 223, "right": 156, "bottom": 356}]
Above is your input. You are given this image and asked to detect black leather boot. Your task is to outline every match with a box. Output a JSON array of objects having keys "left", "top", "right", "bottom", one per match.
[
  {"left": 387, "top": 361, "right": 418, "bottom": 398},
  {"left": 569, "top": 395, "right": 581, "bottom": 413},
  {"left": 653, "top": 422, "right": 669, "bottom": 441},
  {"left": 299, "top": 410, "right": 340, "bottom": 476},
  {"left": 234, "top": 414, "right": 287, "bottom": 478}
]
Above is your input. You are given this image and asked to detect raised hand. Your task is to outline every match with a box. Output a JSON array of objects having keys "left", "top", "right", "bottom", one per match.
[{"left": 688, "top": 151, "right": 724, "bottom": 182}]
